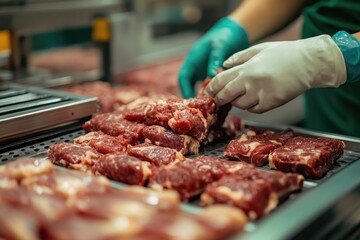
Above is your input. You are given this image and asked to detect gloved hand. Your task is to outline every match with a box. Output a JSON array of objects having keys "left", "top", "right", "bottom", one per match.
[
  {"left": 205, "top": 35, "right": 347, "bottom": 113},
  {"left": 178, "top": 17, "right": 249, "bottom": 98},
  {"left": 332, "top": 31, "right": 360, "bottom": 83}
]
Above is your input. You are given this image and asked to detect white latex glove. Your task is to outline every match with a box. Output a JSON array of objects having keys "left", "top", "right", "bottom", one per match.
[{"left": 205, "top": 35, "right": 347, "bottom": 113}]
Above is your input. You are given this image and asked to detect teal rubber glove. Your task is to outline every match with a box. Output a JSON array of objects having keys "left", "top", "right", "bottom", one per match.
[
  {"left": 332, "top": 31, "right": 360, "bottom": 83},
  {"left": 178, "top": 17, "right": 249, "bottom": 98}
]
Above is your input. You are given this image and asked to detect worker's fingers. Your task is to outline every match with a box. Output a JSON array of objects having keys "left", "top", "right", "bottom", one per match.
[
  {"left": 213, "top": 78, "right": 246, "bottom": 106},
  {"left": 231, "top": 91, "right": 259, "bottom": 110},
  {"left": 204, "top": 67, "right": 240, "bottom": 98},
  {"left": 248, "top": 103, "right": 270, "bottom": 114},
  {"left": 223, "top": 42, "right": 281, "bottom": 68}
]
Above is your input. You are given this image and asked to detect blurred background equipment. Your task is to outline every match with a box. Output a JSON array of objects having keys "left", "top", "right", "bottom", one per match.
[
  {"left": 0, "top": 0, "right": 232, "bottom": 142},
  {"left": 0, "top": 0, "right": 124, "bottom": 142}
]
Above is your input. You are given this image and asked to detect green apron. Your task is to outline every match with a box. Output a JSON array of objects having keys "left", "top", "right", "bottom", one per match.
[{"left": 302, "top": 0, "right": 360, "bottom": 137}]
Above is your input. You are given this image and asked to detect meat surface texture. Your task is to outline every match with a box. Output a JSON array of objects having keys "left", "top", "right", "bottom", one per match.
[
  {"left": 0, "top": 157, "right": 248, "bottom": 240},
  {"left": 48, "top": 142, "right": 102, "bottom": 173},
  {"left": 0, "top": 157, "right": 54, "bottom": 180},
  {"left": 127, "top": 143, "right": 184, "bottom": 166},
  {"left": 224, "top": 129, "right": 295, "bottom": 166},
  {"left": 203, "top": 114, "right": 243, "bottom": 145},
  {"left": 21, "top": 171, "right": 111, "bottom": 199},
  {"left": 93, "top": 153, "right": 152, "bottom": 186},
  {"left": 232, "top": 168, "right": 304, "bottom": 199},
  {"left": 200, "top": 166, "right": 304, "bottom": 220},
  {"left": 148, "top": 156, "right": 253, "bottom": 200},
  {"left": 201, "top": 176, "right": 277, "bottom": 220},
  {"left": 82, "top": 112, "right": 146, "bottom": 145},
  {"left": 123, "top": 97, "right": 212, "bottom": 141},
  {"left": 0, "top": 173, "right": 17, "bottom": 189},
  {"left": 74, "top": 131, "right": 128, "bottom": 154},
  {"left": 142, "top": 125, "right": 200, "bottom": 154},
  {"left": 269, "top": 136, "right": 345, "bottom": 179}
]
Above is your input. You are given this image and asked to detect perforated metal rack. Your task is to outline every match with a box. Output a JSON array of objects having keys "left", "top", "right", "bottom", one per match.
[
  {"left": 0, "top": 83, "right": 97, "bottom": 143},
  {"left": 1, "top": 122, "right": 360, "bottom": 240}
]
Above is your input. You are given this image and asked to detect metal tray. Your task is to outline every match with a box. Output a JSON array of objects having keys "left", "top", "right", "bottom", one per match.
[
  {"left": 1, "top": 122, "right": 360, "bottom": 240},
  {"left": 0, "top": 83, "right": 97, "bottom": 143}
]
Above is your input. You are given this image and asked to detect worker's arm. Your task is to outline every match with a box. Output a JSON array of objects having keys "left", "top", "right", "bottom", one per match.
[
  {"left": 178, "top": 0, "right": 307, "bottom": 98},
  {"left": 353, "top": 32, "right": 360, "bottom": 40},
  {"left": 229, "top": 0, "right": 306, "bottom": 42},
  {"left": 205, "top": 30, "right": 360, "bottom": 113}
]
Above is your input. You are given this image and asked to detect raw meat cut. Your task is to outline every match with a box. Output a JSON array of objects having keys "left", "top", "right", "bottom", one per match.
[
  {"left": 185, "top": 96, "right": 217, "bottom": 125},
  {"left": 127, "top": 143, "right": 184, "bottom": 166},
  {"left": 231, "top": 168, "right": 304, "bottom": 199},
  {"left": 0, "top": 202, "right": 40, "bottom": 240},
  {"left": 142, "top": 125, "right": 200, "bottom": 155},
  {"left": 124, "top": 98, "right": 209, "bottom": 141},
  {"left": 0, "top": 173, "right": 17, "bottom": 189},
  {"left": 82, "top": 112, "right": 145, "bottom": 145},
  {"left": 45, "top": 205, "right": 246, "bottom": 240},
  {"left": 0, "top": 188, "right": 72, "bottom": 222},
  {"left": 21, "top": 171, "right": 111, "bottom": 199},
  {"left": 93, "top": 153, "right": 152, "bottom": 186},
  {"left": 148, "top": 156, "right": 253, "bottom": 200},
  {"left": 48, "top": 142, "right": 102, "bottom": 173},
  {"left": 108, "top": 187, "right": 180, "bottom": 212},
  {"left": 135, "top": 205, "right": 247, "bottom": 240},
  {"left": 224, "top": 129, "right": 295, "bottom": 166},
  {"left": 148, "top": 159, "right": 219, "bottom": 200},
  {"left": 197, "top": 69, "right": 232, "bottom": 128},
  {"left": 203, "top": 114, "right": 243, "bottom": 145},
  {"left": 201, "top": 176, "right": 277, "bottom": 220},
  {"left": 0, "top": 157, "right": 248, "bottom": 240},
  {"left": 74, "top": 131, "right": 128, "bottom": 154},
  {"left": 0, "top": 157, "right": 54, "bottom": 180},
  {"left": 269, "top": 136, "right": 345, "bottom": 179},
  {"left": 44, "top": 214, "right": 142, "bottom": 240}
]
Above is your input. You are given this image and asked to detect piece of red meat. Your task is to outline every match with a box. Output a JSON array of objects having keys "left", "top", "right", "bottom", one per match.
[
  {"left": 201, "top": 176, "right": 277, "bottom": 220},
  {"left": 21, "top": 171, "right": 111, "bottom": 199},
  {"left": 127, "top": 143, "right": 184, "bottom": 167},
  {"left": 148, "top": 156, "right": 253, "bottom": 201},
  {"left": 228, "top": 168, "right": 304, "bottom": 199},
  {"left": 74, "top": 131, "right": 128, "bottom": 154},
  {"left": 48, "top": 143, "right": 102, "bottom": 173},
  {"left": 269, "top": 136, "right": 345, "bottom": 179},
  {"left": 124, "top": 98, "right": 209, "bottom": 141},
  {"left": 82, "top": 112, "right": 145, "bottom": 145},
  {"left": 202, "top": 114, "right": 243, "bottom": 145},
  {"left": 93, "top": 153, "right": 152, "bottom": 186},
  {"left": 224, "top": 129, "right": 295, "bottom": 166},
  {"left": 142, "top": 125, "right": 200, "bottom": 155},
  {"left": 0, "top": 157, "right": 54, "bottom": 181}
]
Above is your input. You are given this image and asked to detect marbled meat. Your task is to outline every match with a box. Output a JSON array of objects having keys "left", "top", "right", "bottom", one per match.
[
  {"left": 148, "top": 156, "right": 253, "bottom": 200},
  {"left": 142, "top": 125, "right": 200, "bottom": 155},
  {"left": 224, "top": 129, "right": 295, "bottom": 166},
  {"left": 127, "top": 143, "right": 184, "bottom": 167},
  {"left": 201, "top": 176, "right": 277, "bottom": 220},
  {"left": 92, "top": 153, "right": 152, "bottom": 186},
  {"left": 48, "top": 142, "right": 102, "bottom": 173},
  {"left": 269, "top": 136, "right": 345, "bottom": 179},
  {"left": 74, "top": 131, "right": 128, "bottom": 154},
  {"left": 82, "top": 112, "right": 146, "bottom": 145}
]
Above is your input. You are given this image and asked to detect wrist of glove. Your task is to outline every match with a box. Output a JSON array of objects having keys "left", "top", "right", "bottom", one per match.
[
  {"left": 332, "top": 31, "right": 360, "bottom": 83},
  {"left": 205, "top": 35, "right": 347, "bottom": 113},
  {"left": 178, "top": 17, "right": 249, "bottom": 98}
]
